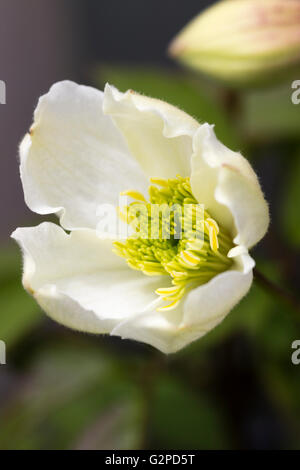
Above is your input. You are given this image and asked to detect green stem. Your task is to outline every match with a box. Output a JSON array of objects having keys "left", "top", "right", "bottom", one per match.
[
  {"left": 253, "top": 268, "right": 300, "bottom": 314},
  {"left": 221, "top": 88, "right": 242, "bottom": 122}
]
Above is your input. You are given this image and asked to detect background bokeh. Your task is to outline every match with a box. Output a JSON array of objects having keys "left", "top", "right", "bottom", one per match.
[{"left": 0, "top": 0, "right": 299, "bottom": 450}]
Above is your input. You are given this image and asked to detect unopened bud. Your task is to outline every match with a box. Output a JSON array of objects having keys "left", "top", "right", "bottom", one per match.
[{"left": 168, "top": 0, "right": 300, "bottom": 87}]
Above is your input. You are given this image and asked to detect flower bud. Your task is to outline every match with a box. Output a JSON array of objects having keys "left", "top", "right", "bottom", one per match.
[{"left": 168, "top": 0, "right": 300, "bottom": 87}]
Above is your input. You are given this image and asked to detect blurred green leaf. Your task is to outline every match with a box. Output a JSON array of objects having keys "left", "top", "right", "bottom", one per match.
[
  {"left": 179, "top": 259, "right": 297, "bottom": 361},
  {"left": 0, "top": 342, "right": 144, "bottom": 450},
  {"left": 265, "top": 364, "right": 300, "bottom": 448},
  {"left": 0, "top": 245, "right": 41, "bottom": 347},
  {"left": 0, "top": 282, "right": 40, "bottom": 347},
  {"left": 94, "top": 64, "right": 241, "bottom": 150},
  {"left": 242, "top": 84, "right": 300, "bottom": 142},
  {"left": 281, "top": 149, "right": 300, "bottom": 248},
  {"left": 150, "top": 376, "right": 230, "bottom": 449},
  {"left": 0, "top": 247, "right": 23, "bottom": 284}
]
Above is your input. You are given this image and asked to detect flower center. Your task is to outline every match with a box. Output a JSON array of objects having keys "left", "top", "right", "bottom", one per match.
[{"left": 113, "top": 176, "right": 234, "bottom": 310}]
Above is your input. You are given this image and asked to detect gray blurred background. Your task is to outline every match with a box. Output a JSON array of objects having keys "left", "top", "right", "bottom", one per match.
[{"left": 0, "top": 0, "right": 212, "bottom": 242}]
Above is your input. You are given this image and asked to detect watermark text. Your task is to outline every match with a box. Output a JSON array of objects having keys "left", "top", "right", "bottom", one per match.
[
  {"left": 0, "top": 340, "right": 6, "bottom": 365},
  {"left": 0, "top": 80, "right": 6, "bottom": 104},
  {"left": 291, "top": 80, "right": 300, "bottom": 105}
]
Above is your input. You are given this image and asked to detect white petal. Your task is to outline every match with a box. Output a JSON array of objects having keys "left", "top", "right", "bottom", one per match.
[
  {"left": 20, "top": 81, "right": 148, "bottom": 230},
  {"left": 182, "top": 268, "right": 253, "bottom": 331},
  {"left": 191, "top": 124, "right": 269, "bottom": 248},
  {"left": 111, "top": 304, "right": 186, "bottom": 354},
  {"left": 215, "top": 165, "right": 269, "bottom": 248},
  {"left": 227, "top": 245, "right": 247, "bottom": 258},
  {"left": 111, "top": 304, "right": 229, "bottom": 354},
  {"left": 11, "top": 223, "right": 169, "bottom": 333},
  {"left": 111, "top": 252, "right": 254, "bottom": 354},
  {"left": 103, "top": 84, "right": 199, "bottom": 179}
]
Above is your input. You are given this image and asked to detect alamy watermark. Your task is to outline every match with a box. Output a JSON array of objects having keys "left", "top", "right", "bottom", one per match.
[
  {"left": 291, "top": 340, "right": 300, "bottom": 365},
  {"left": 95, "top": 197, "right": 205, "bottom": 243},
  {"left": 0, "top": 80, "right": 6, "bottom": 104},
  {"left": 0, "top": 340, "right": 6, "bottom": 365},
  {"left": 291, "top": 80, "right": 300, "bottom": 105}
]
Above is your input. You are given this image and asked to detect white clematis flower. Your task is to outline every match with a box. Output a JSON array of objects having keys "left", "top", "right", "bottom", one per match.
[{"left": 12, "top": 81, "right": 269, "bottom": 353}]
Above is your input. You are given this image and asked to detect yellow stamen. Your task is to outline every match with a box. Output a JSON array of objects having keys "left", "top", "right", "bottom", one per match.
[
  {"left": 113, "top": 176, "right": 233, "bottom": 311},
  {"left": 117, "top": 207, "right": 129, "bottom": 224},
  {"left": 157, "top": 298, "right": 181, "bottom": 311},
  {"left": 180, "top": 250, "right": 201, "bottom": 265},
  {"left": 120, "top": 190, "right": 147, "bottom": 202},
  {"left": 150, "top": 178, "right": 169, "bottom": 187},
  {"left": 206, "top": 218, "right": 220, "bottom": 234},
  {"left": 156, "top": 286, "right": 182, "bottom": 296},
  {"left": 205, "top": 220, "right": 220, "bottom": 252}
]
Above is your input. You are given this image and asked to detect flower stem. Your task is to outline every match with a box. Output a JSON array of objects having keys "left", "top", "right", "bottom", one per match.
[
  {"left": 253, "top": 268, "right": 300, "bottom": 314},
  {"left": 221, "top": 88, "right": 242, "bottom": 122}
]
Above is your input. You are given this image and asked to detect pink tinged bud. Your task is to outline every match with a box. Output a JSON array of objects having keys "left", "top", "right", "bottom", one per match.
[{"left": 168, "top": 0, "right": 300, "bottom": 87}]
